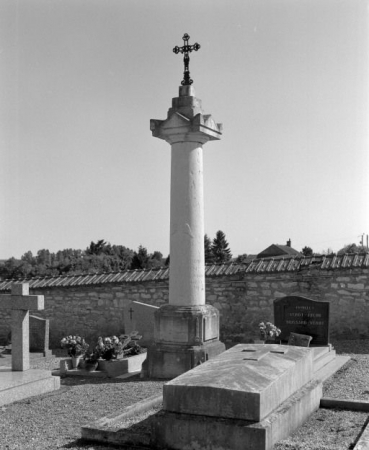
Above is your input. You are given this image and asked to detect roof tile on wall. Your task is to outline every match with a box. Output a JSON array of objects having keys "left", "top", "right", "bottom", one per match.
[{"left": 0, "top": 253, "right": 368, "bottom": 291}]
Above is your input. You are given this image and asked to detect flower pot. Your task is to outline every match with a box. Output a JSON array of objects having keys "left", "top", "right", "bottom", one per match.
[
  {"left": 71, "top": 355, "right": 83, "bottom": 369},
  {"left": 84, "top": 361, "right": 98, "bottom": 372},
  {"left": 97, "top": 352, "right": 147, "bottom": 377}
]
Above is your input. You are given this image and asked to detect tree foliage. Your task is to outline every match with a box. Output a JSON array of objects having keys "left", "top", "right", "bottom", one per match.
[
  {"left": 337, "top": 243, "right": 369, "bottom": 255},
  {"left": 235, "top": 253, "right": 248, "bottom": 263},
  {"left": 301, "top": 246, "right": 313, "bottom": 256},
  {"left": 204, "top": 234, "right": 214, "bottom": 264},
  {"left": 130, "top": 246, "right": 164, "bottom": 270},
  {"left": 211, "top": 230, "right": 232, "bottom": 263},
  {"left": 0, "top": 240, "right": 158, "bottom": 280}
]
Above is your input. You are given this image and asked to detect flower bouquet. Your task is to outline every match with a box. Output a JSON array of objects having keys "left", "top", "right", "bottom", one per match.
[
  {"left": 93, "top": 331, "right": 144, "bottom": 361},
  {"left": 60, "top": 335, "right": 89, "bottom": 357},
  {"left": 258, "top": 322, "right": 281, "bottom": 343}
]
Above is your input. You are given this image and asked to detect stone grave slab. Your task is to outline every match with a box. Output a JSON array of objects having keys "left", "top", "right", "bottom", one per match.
[
  {"left": 164, "top": 343, "right": 313, "bottom": 422},
  {"left": 154, "top": 343, "right": 322, "bottom": 450},
  {"left": 0, "top": 368, "right": 60, "bottom": 407},
  {"left": 124, "top": 301, "right": 158, "bottom": 347},
  {"left": 155, "top": 381, "right": 322, "bottom": 450},
  {"left": 274, "top": 296, "right": 330, "bottom": 345}
]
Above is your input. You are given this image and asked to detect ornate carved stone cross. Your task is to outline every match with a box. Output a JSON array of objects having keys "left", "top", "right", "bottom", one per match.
[
  {"left": 0, "top": 283, "right": 44, "bottom": 371},
  {"left": 173, "top": 33, "right": 201, "bottom": 86},
  {"left": 242, "top": 346, "right": 287, "bottom": 361}
]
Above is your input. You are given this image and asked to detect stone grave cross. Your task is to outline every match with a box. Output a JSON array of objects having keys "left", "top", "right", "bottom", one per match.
[{"left": 0, "top": 283, "right": 44, "bottom": 371}]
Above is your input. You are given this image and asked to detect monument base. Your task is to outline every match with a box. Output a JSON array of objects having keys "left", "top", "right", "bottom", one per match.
[
  {"left": 0, "top": 368, "right": 60, "bottom": 407},
  {"left": 144, "top": 303, "right": 225, "bottom": 379},
  {"left": 144, "top": 340, "right": 225, "bottom": 379}
]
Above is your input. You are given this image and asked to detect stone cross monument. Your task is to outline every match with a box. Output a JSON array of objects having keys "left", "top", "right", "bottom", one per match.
[
  {"left": 0, "top": 283, "right": 44, "bottom": 371},
  {"left": 145, "top": 34, "right": 225, "bottom": 378}
]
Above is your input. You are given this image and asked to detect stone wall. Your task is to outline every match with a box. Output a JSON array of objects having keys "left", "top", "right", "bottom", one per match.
[{"left": 0, "top": 267, "right": 368, "bottom": 347}]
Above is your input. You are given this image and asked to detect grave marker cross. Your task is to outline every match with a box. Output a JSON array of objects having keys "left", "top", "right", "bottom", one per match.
[
  {"left": 173, "top": 33, "right": 201, "bottom": 86},
  {"left": 129, "top": 307, "right": 134, "bottom": 321},
  {"left": 242, "top": 346, "right": 287, "bottom": 361},
  {"left": 0, "top": 283, "right": 44, "bottom": 371}
]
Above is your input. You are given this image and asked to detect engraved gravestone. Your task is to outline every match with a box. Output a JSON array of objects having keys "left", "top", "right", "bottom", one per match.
[{"left": 274, "top": 296, "right": 330, "bottom": 346}]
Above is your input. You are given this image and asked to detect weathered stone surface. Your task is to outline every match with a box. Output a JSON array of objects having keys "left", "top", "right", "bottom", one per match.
[{"left": 164, "top": 343, "right": 313, "bottom": 422}]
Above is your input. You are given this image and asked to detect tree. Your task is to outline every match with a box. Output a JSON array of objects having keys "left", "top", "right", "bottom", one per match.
[
  {"left": 204, "top": 234, "right": 214, "bottom": 264},
  {"left": 21, "top": 251, "right": 35, "bottom": 265},
  {"left": 337, "top": 243, "right": 368, "bottom": 255},
  {"left": 86, "top": 240, "right": 108, "bottom": 256},
  {"left": 235, "top": 253, "right": 248, "bottom": 263},
  {"left": 302, "top": 246, "right": 313, "bottom": 257},
  {"left": 130, "top": 245, "right": 150, "bottom": 270},
  {"left": 0, "top": 258, "right": 24, "bottom": 279},
  {"left": 150, "top": 251, "right": 164, "bottom": 268},
  {"left": 211, "top": 230, "right": 232, "bottom": 263}
]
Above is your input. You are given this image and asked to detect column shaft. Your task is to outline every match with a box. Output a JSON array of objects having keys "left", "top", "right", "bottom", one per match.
[{"left": 169, "top": 141, "right": 205, "bottom": 306}]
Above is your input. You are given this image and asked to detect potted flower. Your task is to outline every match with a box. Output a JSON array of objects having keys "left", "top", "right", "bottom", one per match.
[
  {"left": 94, "top": 332, "right": 147, "bottom": 377},
  {"left": 60, "top": 335, "right": 89, "bottom": 368},
  {"left": 95, "top": 331, "right": 145, "bottom": 360},
  {"left": 258, "top": 322, "right": 281, "bottom": 344},
  {"left": 82, "top": 350, "right": 100, "bottom": 372}
]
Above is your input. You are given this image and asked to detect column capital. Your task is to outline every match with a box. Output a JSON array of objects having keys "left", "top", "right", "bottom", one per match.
[{"left": 150, "top": 86, "right": 222, "bottom": 145}]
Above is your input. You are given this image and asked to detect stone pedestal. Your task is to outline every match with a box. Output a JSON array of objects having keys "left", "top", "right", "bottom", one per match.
[
  {"left": 146, "top": 85, "right": 224, "bottom": 378},
  {"left": 145, "top": 304, "right": 225, "bottom": 378}
]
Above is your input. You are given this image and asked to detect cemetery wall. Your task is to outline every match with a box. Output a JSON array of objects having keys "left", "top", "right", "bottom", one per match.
[{"left": 0, "top": 268, "right": 368, "bottom": 347}]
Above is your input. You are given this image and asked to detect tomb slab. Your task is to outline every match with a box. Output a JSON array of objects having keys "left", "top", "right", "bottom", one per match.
[
  {"left": 155, "top": 379, "right": 322, "bottom": 450},
  {"left": 164, "top": 343, "right": 313, "bottom": 422},
  {"left": 0, "top": 368, "right": 60, "bottom": 406}
]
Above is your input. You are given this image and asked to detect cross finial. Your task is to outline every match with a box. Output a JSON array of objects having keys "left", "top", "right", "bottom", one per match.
[{"left": 173, "top": 33, "right": 201, "bottom": 86}]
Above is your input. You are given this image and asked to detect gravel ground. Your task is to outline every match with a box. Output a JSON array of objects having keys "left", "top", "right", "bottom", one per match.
[{"left": 0, "top": 340, "right": 367, "bottom": 450}]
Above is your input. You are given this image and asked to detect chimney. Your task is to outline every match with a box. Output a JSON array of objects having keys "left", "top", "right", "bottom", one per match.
[{"left": 286, "top": 239, "right": 291, "bottom": 247}]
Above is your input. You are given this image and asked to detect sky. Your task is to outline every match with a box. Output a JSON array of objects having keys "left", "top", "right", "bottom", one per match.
[{"left": 0, "top": 0, "right": 368, "bottom": 260}]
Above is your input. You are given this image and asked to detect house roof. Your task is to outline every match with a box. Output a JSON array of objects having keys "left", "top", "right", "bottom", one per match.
[
  {"left": 257, "top": 244, "right": 302, "bottom": 259},
  {"left": 0, "top": 253, "right": 368, "bottom": 291}
]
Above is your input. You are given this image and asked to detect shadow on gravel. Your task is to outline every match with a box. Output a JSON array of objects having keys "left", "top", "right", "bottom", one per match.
[
  {"left": 331, "top": 339, "right": 369, "bottom": 355},
  {"left": 61, "top": 375, "right": 167, "bottom": 387},
  {"left": 349, "top": 415, "right": 369, "bottom": 450},
  {"left": 60, "top": 438, "right": 122, "bottom": 449}
]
